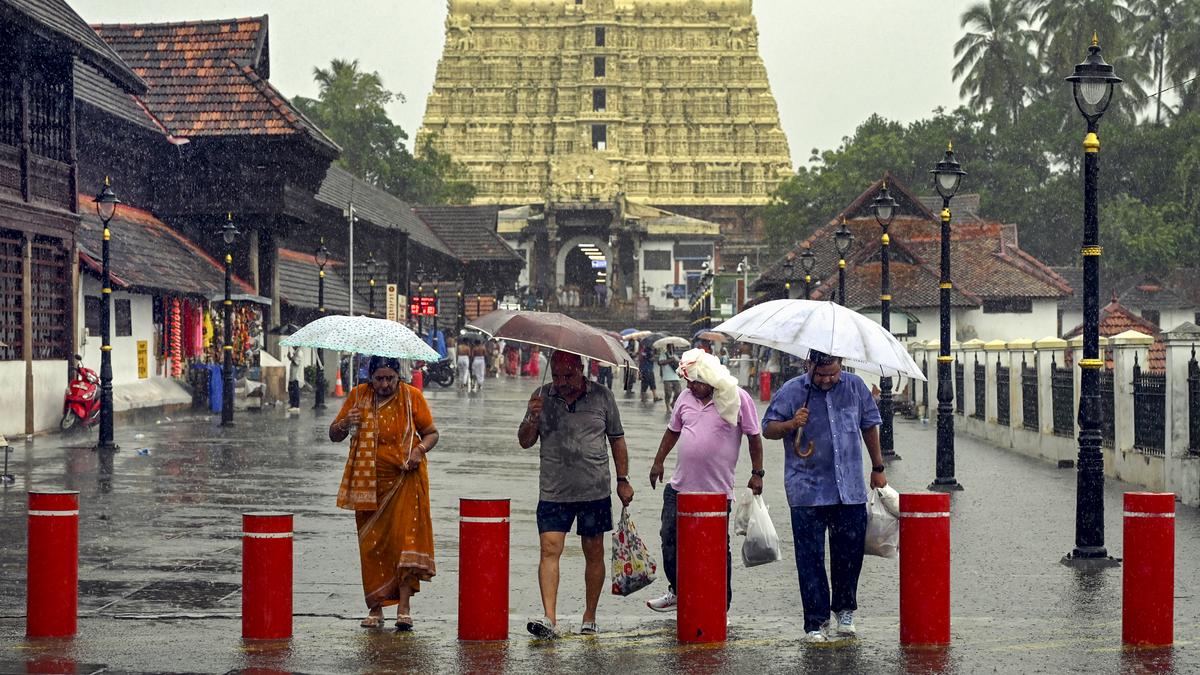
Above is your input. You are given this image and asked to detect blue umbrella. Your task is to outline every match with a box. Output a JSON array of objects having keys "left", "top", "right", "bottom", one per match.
[{"left": 619, "top": 328, "right": 640, "bottom": 336}]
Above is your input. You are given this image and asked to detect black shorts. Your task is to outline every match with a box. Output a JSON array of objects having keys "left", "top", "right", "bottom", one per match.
[{"left": 536, "top": 497, "right": 613, "bottom": 537}]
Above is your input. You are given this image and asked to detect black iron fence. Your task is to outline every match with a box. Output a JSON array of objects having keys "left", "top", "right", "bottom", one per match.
[
  {"left": 1100, "top": 369, "right": 1115, "bottom": 447},
  {"left": 973, "top": 359, "right": 985, "bottom": 420},
  {"left": 921, "top": 355, "right": 929, "bottom": 415},
  {"left": 1051, "top": 355, "right": 1074, "bottom": 437},
  {"left": 1132, "top": 357, "right": 1166, "bottom": 455},
  {"left": 955, "top": 361, "right": 964, "bottom": 414},
  {"left": 1021, "top": 357, "right": 1038, "bottom": 431},
  {"left": 1190, "top": 351, "right": 1200, "bottom": 456},
  {"left": 996, "top": 357, "right": 1010, "bottom": 427}
]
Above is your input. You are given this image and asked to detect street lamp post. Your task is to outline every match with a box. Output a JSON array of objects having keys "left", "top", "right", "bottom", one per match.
[
  {"left": 782, "top": 257, "right": 794, "bottom": 297},
  {"left": 220, "top": 214, "right": 238, "bottom": 427},
  {"left": 366, "top": 252, "right": 377, "bottom": 317},
  {"left": 799, "top": 247, "right": 815, "bottom": 300},
  {"left": 93, "top": 178, "right": 120, "bottom": 452},
  {"left": 313, "top": 239, "right": 329, "bottom": 410},
  {"left": 736, "top": 257, "right": 749, "bottom": 312},
  {"left": 873, "top": 181, "right": 899, "bottom": 460},
  {"left": 701, "top": 256, "right": 713, "bottom": 330},
  {"left": 929, "top": 143, "right": 967, "bottom": 492},
  {"left": 1064, "top": 34, "right": 1122, "bottom": 567},
  {"left": 833, "top": 218, "right": 853, "bottom": 306}
]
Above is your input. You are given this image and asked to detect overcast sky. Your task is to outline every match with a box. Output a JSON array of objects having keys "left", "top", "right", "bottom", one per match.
[{"left": 71, "top": 0, "right": 977, "bottom": 168}]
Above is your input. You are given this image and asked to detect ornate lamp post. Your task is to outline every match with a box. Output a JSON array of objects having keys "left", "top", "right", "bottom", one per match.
[
  {"left": 366, "top": 252, "right": 378, "bottom": 317},
  {"left": 220, "top": 214, "right": 238, "bottom": 427},
  {"left": 313, "top": 239, "right": 329, "bottom": 410},
  {"left": 1064, "top": 34, "right": 1121, "bottom": 567},
  {"left": 833, "top": 218, "right": 854, "bottom": 306},
  {"left": 929, "top": 143, "right": 966, "bottom": 492},
  {"left": 782, "top": 257, "right": 794, "bottom": 297},
  {"left": 93, "top": 178, "right": 120, "bottom": 452},
  {"left": 736, "top": 257, "right": 750, "bottom": 312},
  {"left": 701, "top": 256, "right": 714, "bottom": 330},
  {"left": 799, "top": 247, "right": 815, "bottom": 300},
  {"left": 873, "top": 181, "right": 899, "bottom": 460}
]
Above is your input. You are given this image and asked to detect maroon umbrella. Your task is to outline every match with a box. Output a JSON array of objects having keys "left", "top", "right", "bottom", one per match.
[{"left": 467, "top": 310, "right": 636, "bottom": 369}]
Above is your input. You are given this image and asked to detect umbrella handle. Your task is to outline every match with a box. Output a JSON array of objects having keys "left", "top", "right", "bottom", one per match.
[{"left": 793, "top": 383, "right": 813, "bottom": 458}]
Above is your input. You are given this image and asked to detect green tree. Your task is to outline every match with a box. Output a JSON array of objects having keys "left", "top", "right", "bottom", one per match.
[
  {"left": 1127, "top": 0, "right": 1182, "bottom": 125},
  {"left": 952, "top": 0, "right": 1038, "bottom": 126},
  {"left": 293, "top": 59, "right": 475, "bottom": 204}
]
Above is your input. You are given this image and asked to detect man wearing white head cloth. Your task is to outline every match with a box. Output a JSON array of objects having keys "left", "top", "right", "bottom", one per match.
[{"left": 645, "top": 348, "right": 764, "bottom": 613}]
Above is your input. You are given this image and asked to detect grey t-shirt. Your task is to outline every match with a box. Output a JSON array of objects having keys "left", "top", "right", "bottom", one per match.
[{"left": 535, "top": 381, "right": 624, "bottom": 502}]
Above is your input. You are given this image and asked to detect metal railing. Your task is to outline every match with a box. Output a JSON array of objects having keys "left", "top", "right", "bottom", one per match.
[
  {"left": 1051, "top": 355, "right": 1074, "bottom": 437},
  {"left": 973, "top": 359, "right": 985, "bottom": 420},
  {"left": 1021, "top": 357, "right": 1038, "bottom": 431},
  {"left": 1190, "top": 351, "right": 1200, "bottom": 456},
  {"left": 1132, "top": 356, "right": 1166, "bottom": 455},
  {"left": 921, "top": 355, "right": 929, "bottom": 415},
  {"left": 996, "top": 358, "right": 1010, "bottom": 427},
  {"left": 955, "top": 361, "right": 964, "bottom": 414}
]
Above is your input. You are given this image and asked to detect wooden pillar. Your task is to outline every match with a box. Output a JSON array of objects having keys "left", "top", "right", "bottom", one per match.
[
  {"left": 246, "top": 228, "right": 260, "bottom": 294},
  {"left": 22, "top": 235, "right": 33, "bottom": 435}
]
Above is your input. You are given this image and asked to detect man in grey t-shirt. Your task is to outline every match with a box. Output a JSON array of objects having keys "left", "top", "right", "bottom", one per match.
[{"left": 518, "top": 351, "right": 634, "bottom": 638}]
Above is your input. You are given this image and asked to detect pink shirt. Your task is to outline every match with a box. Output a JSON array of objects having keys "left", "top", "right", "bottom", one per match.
[{"left": 667, "top": 387, "right": 762, "bottom": 497}]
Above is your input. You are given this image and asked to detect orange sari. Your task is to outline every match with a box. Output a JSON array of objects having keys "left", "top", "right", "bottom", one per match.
[{"left": 334, "top": 383, "right": 436, "bottom": 608}]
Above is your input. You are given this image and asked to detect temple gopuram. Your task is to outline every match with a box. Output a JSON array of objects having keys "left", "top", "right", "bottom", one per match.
[{"left": 418, "top": 0, "right": 792, "bottom": 311}]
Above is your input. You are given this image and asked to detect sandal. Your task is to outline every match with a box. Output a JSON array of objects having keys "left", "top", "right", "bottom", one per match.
[
  {"left": 395, "top": 614, "right": 413, "bottom": 632},
  {"left": 360, "top": 610, "right": 384, "bottom": 629}
]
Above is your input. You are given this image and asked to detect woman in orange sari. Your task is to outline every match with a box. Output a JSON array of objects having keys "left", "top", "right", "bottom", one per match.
[{"left": 329, "top": 355, "right": 440, "bottom": 631}]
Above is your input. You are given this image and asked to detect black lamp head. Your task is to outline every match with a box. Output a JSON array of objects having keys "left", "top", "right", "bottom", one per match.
[
  {"left": 799, "top": 246, "right": 816, "bottom": 274},
  {"left": 872, "top": 179, "right": 897, "bottom": 228},
  {"left": 366, "top": 251, "right": 378, "bottom": 277},
  {"left": 1065, "top": 33, "right": 1122, "bottom": 121},
  {"left": 221, "top": 212, "right": 239, "bottom": 245},
  {"left": 315, "top": 239, "right": 330, "bottom": 269},
  {"left": 93, "top": 177, "right": 121, "bottom": 225},
  {"left": 834, "top": 218, "right": 855, "bottom": 258},
  {"left": 931, "top": 142, "right": 967, "bottom": 200}
]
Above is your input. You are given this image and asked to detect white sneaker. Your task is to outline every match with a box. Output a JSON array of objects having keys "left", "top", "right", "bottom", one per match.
[
  {"left": 835, "top": 610, "right": 856, "bottom": 636},
  {"left": 820, "top": 618, "right": 838, "bottom": 638},
  {"left": 801, "top": 630, "right": 828, "bottom": 643},
  {"left": 646, "top": 590, "right": 678, "bottom": 612}
]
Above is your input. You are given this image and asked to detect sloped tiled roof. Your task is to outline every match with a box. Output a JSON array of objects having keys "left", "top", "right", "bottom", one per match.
[
  {"left": 2, "top": 0, "right": 145, "bottom": 93},
  {"left": 316, "top": 167, "right": 454, "bottom": 258},
  {"left": 92, "top": 16, "right": 337, "bottom": 153},
  {"left": 1118, "top": 281, "right": 1192, "bottom": 311},
  {"left": 1063, "top": 296, "right": 1165, "bottom": 371},
  {"left": 276, "top": 248, "right": 365, "bottom": 314},
  {"left": 76, "top": 195, "right": 253, "bottom": 297},
  {"left": 413, "top": 206, "right": 525, "bottom": 264},
  {"left": 73, "top": 60, "right": 163, "bottom": 132}
]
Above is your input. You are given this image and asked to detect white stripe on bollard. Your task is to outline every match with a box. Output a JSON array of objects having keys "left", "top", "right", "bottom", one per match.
[
  {"left": 900, "top": 512, "right": 951, "bottom": 519},
  {"left": 28, "top": 510, "right": 79, "bottom": 517},
  {"left": 459, "top": 516, "right": 509, "bottom": 523},
  {"left": 1123, "top": 511, "right": 1175, "bottom": 518},
  {"left": 678, "top": 511, "right": 728, "bottom": 518},
  {"left": 243, "top": 532, "right": 293, "bottom": 539}
]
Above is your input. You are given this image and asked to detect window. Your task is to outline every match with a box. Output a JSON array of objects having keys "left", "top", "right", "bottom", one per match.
[
  {"left": 643, "top": 250, "right": 671, "bottom": 271},
  {"left": 591, "top": 124, "right": 607, "bottom": 150},
  {"left": 981, "top": 297, "right": 1033, "bottom": 314},
  {"left": 593, "top": 88, "right": 606, "bottom": 112},
  {"left": 85, "top": 296, "right": 102, "bottom": 336},
  {"left": 29, "top": 236, "right": 69, "bottom": 359},
  {"left": 594, "top": 56, "right": 606, "bottom": 78},
  {"left": 1142, "top": 309, "right": 1160, "bottom": 327},
  {"left": 0, "top": 229, "right": 21, "bottom": 361},
  {"left": 114, "top": 298, "right": 132, "bottom": 337},
  {"left": 595, "top": 27, "right": 606, "bottom": 46}
]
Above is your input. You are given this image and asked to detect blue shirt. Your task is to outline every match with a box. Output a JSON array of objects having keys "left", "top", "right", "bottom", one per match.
[{"left": 762, "top": 371, "right": 882, "bottom": 507}]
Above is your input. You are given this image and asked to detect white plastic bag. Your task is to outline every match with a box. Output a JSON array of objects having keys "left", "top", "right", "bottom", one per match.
[
  {"left": 865, "top": 485, "right": 901, "bottom": 558},
  {"left": 732, "top": 487, "right": 753, "bottom": 536},
  {"left": 741, "top": 494, "right": 782, "bottom": 567}
]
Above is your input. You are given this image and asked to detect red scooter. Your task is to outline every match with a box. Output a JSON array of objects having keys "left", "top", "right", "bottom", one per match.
[{"left": 61, "top": 355, "right": 100, "bottom": 432}]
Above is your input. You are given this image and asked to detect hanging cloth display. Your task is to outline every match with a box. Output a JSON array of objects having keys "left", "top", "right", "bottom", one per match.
[
  {"left": 170, "top": 298, "right": 183, "bottom": 378},
  {"left": 203, "top": 308, "right": 214, "bottom": 351}
]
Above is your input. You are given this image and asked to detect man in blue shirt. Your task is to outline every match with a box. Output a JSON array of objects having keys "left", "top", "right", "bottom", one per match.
[{"left": 762, "top": 350, "right": 887, "bottom": 643}]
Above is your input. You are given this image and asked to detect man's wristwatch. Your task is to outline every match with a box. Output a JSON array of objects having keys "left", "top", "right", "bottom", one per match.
[
  {"left": 751, "top": 469, "right": 766, "bottom": 477},
  {"left": 871, "top": 464, "right": 886, "bottom": 473},
  {"left": 616, "top": 475, "right": 630, "bottom": 484}
]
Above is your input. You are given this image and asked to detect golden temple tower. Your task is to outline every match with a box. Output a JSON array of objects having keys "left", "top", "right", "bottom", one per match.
[{"left": 418, "top": 0, "right": 793, "bottom": 256}]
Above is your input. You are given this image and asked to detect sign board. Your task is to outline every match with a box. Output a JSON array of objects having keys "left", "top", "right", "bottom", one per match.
[
  {"left": 136, "top": 340, "right": 148, "bottom": 379},
  {"left": 397, "top": 294, "right": 407, "bottom": 322},
  {"left": 590, "top": 259, "right": 607, "bottom": 269},
  {"left": 409, "top": 296, "right": 438, "bottom": 317},
  {"left": 385, "top": 283, "right": 398, "bottom": 321}
]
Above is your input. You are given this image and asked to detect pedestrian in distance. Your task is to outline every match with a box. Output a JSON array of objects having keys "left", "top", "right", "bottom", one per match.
[
  {"left": 329, "top": 356, "right": 441, "bottom": 632},
  {"left": 518, "top": 351, "right": 634, "bottom": 638},
  {"left": 470, "top": 338, "right": 487, "bottom": 392},
  {"left": 761, "top": 350, "right": 886, "bottom": 643},
  {"left": 639, "top": 339, "right": 661, "bottom": 403},
  {"left": 658, "top": 345, "right": 682, "bottom": 410},
  {"left": 647, "top": 348, "right": 763, "bottom": 613},
  {"left": 286, "top": 346, "right": 302, "bottom": 413}
]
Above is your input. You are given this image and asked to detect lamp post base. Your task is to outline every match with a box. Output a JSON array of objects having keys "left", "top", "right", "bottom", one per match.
[
  {"left": 927, "top": 478, "right": 963, "bottom": 492},
  {"left": 882, "top": 450, "right": 902, "bottom": 462},
  {"left": 220, "top": 420, "right": 236, "bottom": 428},
  {"left": 94, "top": 442, "right": 120, "bottom": 453},
  {"left": 1061, "top": 549, "right": 1120, "bottom": 570}
]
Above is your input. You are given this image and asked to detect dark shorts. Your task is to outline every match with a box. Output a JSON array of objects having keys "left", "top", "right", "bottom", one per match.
[{"left": 536, "top": 497, "right": 613, "bottom": 537}]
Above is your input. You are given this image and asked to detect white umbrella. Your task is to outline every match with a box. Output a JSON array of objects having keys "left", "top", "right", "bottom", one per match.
[
  {"left": 652, "top": 336, "right": 690, "bottom": 350},
  {"left": 280, "top": 315, "right": 440, "bottom": 361},
  {"left": 714, "top": 299, "right": 926, "bottom": 380}
]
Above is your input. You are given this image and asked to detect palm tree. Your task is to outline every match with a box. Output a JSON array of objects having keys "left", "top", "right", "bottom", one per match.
[
  {"left": 1127, "top": 0, "right": 1181, "bottom": 125},
  {"left": 953, "top": 0, "right": 1038, "bottom": 126},
  {"left": 1167, "top": 1, "right": 1200, "bottom": 114}
]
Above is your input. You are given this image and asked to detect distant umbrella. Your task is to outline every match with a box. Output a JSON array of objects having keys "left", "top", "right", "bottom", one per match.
[
  {"left": 468, "top": 310, "right": 636, "bottom": 369},
  {"left": 281, "top": 315, "right": 440, "bottom": 361},
  {"left": 653, "top": 336, "right": 690, "bottom": 350}
]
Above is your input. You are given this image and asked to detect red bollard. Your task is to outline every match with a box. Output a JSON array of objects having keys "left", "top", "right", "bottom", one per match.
[
  {"left": 759, "top": 371, "right": 771, "bottom": 402},
  {"left": 677, "top": 492, "right": 727, "bottom": 643},
  {"left": 242, "top": 512, "right": 293, "bottom": 640},
  {"left": 900, "top": 491, "right": 950, "bottom": 645},
  {"left": 1123, "top": 492, "right": 1174, "bottom": 647},
  {"left": 26, "top": 490, "right": 79, "bottom": 638},
  {"left": 458, "top": 498, "right": 510, "bottom": 641}
]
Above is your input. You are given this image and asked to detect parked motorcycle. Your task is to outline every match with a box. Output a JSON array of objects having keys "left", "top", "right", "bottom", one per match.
[
  {"left": 423, "top": 359, "right": 456, "bottom": 388},
  {"left": 61, "top": 354, "right": 100, "bottom": 431}
]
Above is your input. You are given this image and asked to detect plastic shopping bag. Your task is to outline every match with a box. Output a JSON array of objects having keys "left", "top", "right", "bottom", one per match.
[
  {"left": 611, "top": 506, "right": 657, "bottom": 596},
  {"left": 732, "top": 487, "right": 753, "bottom": 535},
  {"left": 864, "top": 485, "right": 901, "bottom": 558},
  {"left": 741, "top": 494, "right": 782, "bottom": 567}
]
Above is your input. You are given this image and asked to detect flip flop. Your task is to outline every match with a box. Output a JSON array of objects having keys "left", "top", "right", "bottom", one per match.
[
  {"left": 395, "top": 614, "right": 413, "bottom": 632},
  {"left": 360, "top": 613, "right": 384, "bottom": 628}
]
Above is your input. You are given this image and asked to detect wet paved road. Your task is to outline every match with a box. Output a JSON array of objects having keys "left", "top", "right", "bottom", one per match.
[{"left": 1, "top": 375, "right": 1197, "bottom": 673}]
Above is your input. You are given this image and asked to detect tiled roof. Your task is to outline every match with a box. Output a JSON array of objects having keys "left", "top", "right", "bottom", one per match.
[
  {"left": 73, "top": 60, "right": 163, "bottom": 132},
  {"left": 413, "top": 206, "right": 525, "bottom": 264},
  {"left": 1053, "top": 268, "right": 1197, "bottom": 313},
  {"left": 838, "top": 261, "right": 979, "bottom": 310},
  {"left": 1063, "top": 297, "right": 1165, "bottom": 371},
  {"left": 92, "top": 17, "right": 337, "bottom": 153},
  {"left": 316, "top": 167, "right": 454, "bottom": 258},
  {"left": 76, "top": 195, "right": 253, "bottom": 297},
  {"left": 2, "top": 0, "right": 145, "bottom": 93},
  {"left": 1118, "top": 281, "right": 1193, "bottom": 311},
  {"left": 276, "top": 248, "right": 365, "bottom": 314}
]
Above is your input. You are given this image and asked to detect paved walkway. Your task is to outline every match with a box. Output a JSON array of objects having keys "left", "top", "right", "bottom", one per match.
[{"left": 1, "top": 375, "right": 1196, "bottom": 673}]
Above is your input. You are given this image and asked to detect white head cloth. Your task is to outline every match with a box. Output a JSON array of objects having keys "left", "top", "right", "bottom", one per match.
[{"left": 676, "top": 348, "right": 741, "bottom": 426}]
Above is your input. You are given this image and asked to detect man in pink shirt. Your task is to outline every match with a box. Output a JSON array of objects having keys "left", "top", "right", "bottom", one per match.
[{"left": 646, "top": 349, "right": 764, "bottom": 612}]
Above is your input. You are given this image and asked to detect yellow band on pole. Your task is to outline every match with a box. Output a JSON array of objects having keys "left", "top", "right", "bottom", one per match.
[
  {"left": 937, "top": 356, "right": 954, "bottom": 363},
  {"left": 224, "top": 345, "right": 233, "bottom": 351},
  {"left": 224, "top": 300, "right": 232, "bottom": 306},
  {"left": 941, "top": 208, "right": 950, "bottom": 222},
  {"left": 838, "top": 260, "right": 846, "bottom": 269},
  {"left": 939, "top": 282, "right": 952, "bottom": 290},
  {"left": 1079, "top": 358, "right": 1105, "bottom": 369},
  {"left": 1081, "top": 246, "right": 1103, "bottom": 257},
  {"left": 880, "top": 294, "right": 892, "bottom": 301},
  {"left": 101, "top": 287, "right": 111, "bottom": 294},
  {"left": 1083, "top": 132, "right": 1100, "bottom": 153},
  {"left": 103, "top": 228, "right": 110, "bottom": 241},
  {"left": 101, "top": 345, "right": 112, "bottom": 352},
  {"left": 881, "top": 233, "right": 890, "bottom": 245}
]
